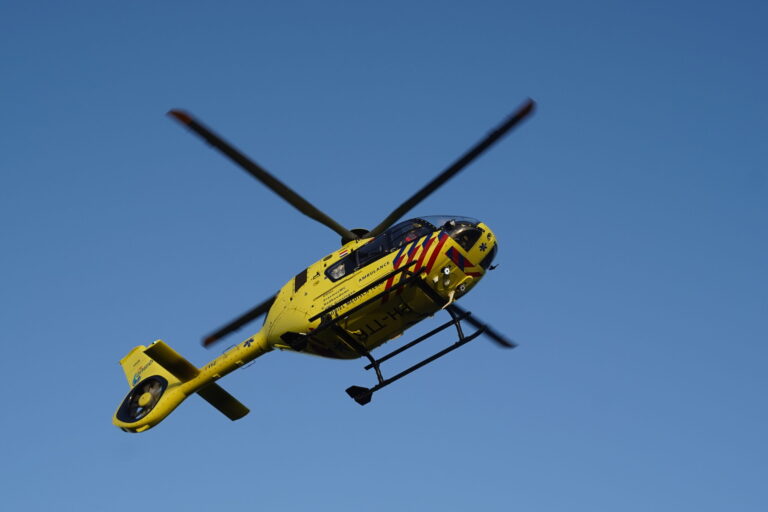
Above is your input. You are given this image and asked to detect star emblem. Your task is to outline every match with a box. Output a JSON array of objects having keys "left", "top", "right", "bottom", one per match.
[{"left": 479, "top": 243, "right": 488, "bottom": 252}]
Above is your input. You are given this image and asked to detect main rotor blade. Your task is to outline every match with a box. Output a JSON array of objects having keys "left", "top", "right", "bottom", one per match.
[
  {"left": 447, "top": 304, "right": 517, "bottom": 348},
  {"left": 366, "top": 99, "right": 535, "bottom": 238},
  {"left": 203, "top": 295, "right": 277, "bottom": 347},
  {"left": 168, "top": 110, "right": 357, "bottom": 242}
]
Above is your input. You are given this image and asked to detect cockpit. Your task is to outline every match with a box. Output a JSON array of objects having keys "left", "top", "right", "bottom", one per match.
[{"left": 326, "top": 216, "right": 497, "bottom": 281}]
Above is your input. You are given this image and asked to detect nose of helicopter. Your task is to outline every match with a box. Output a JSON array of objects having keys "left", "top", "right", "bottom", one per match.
[
  {"left": 434, "top": 220, "right": 498, "bottom": 303},
  {"left": 433, "top": 216, "right": 498, "bottom": 278}
]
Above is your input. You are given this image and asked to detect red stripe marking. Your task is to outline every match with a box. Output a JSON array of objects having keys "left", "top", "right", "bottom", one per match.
[
  {"left": 395, "top": 237, "right": 426, "bottom": 295},
  {"left": 383, "top": 240, "right": 413, "bottom": 302},
  {"left": 447, "top": 247, "right": 461, "bottom": 266},
  {"left": 413, "top": 235, "right": 436, "bottom": 272},
  {"left": 425, "top": 233, "right": 450, "bottom": 274}
]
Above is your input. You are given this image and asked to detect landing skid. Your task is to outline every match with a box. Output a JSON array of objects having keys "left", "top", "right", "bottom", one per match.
[
  {"left": 345, "top": 306, "right": 486, "bottom": 405},
  {"left": 302, "top": 261, "right": 515, "bottom": 405}
]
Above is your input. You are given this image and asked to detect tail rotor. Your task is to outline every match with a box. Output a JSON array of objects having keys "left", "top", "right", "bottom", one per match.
[{"left": 116, "top": 376, "right": 168, "bottom": 423}]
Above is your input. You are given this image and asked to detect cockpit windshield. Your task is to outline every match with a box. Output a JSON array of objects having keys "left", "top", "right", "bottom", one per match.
[
  {"left": 326, "top": 219, "right": 435, "bottom": 281},
  {"left": 417, "top": 216, "right": 480, "bottom": 231},
  {"left": 417, "top": 215, "right": 483, "bottom": 252},
  {"left": 325, "top": 216, "right": 486, "bottom": 281},
  {"left": 386, "top": 218, "right": 436, "bottom": 249}
]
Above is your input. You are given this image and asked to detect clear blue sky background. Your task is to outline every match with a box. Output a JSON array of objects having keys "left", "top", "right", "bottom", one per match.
[{"left": 1, "top": 1, "right": 766, "bottom": 510}]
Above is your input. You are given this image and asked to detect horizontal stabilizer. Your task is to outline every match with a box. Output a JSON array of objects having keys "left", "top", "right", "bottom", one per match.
[
  {"left": 144, "top": 340, "right": 200, "bottom": 382},
  {"left": 197, "top": 383, "right": 250, "bottom": 421}
]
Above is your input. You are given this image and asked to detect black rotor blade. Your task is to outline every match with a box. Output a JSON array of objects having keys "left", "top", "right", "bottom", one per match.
[
  {"left": 203, "top": 295, "right": 277, "bottom": 347},
  {"left": 366, "top": 98, "right": 535, "bottom": 238},
  {"left": 447, "top": 303, "right": 517, "bottom": 348},
  {"left": 168, "top": 110, "right": 357, "bottom": 242}
]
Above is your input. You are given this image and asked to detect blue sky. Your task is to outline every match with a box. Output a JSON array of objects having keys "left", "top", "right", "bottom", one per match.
[{"left": 1, "top": 1, "right": 766, "bottom": 510}]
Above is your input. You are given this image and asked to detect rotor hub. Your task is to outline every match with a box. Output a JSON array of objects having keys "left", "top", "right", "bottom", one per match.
[
  {"left": 138, "top": 392, "right": 153, "bottom": 408},
  {"left": 341, "top": 228, "right": 371, "bottom": 245}
]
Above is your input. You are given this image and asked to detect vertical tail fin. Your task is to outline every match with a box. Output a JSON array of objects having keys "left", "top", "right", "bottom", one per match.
[{"left": 120, "top": 345, "right": 179, "bottom": 387}]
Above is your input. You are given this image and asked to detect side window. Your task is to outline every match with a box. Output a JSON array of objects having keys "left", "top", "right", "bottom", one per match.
[
  {"left": 325, "top": 237, "right": 390, "bottom": 281},
  {"left": 355, "top": 236, "right": 390, "bottom": 268}
]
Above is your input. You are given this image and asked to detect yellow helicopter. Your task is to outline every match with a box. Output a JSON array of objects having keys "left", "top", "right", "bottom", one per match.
[{"left": 113, "top": 99, "right": 535, "bottom": 433}]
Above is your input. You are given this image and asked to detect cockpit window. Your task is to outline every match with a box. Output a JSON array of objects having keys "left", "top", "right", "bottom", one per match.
[
  {"left": 325, "top": 216, "right": 489, "bottom": 282},
  {"left": 387, "top": 219, "right": 434, "bottom": 249},
  {"left": 418, "top": 215, "right": 479, "bottom": 229},
  {"left": 431, "top": 217, "right": 483, "bottom": 252},
  {"left": 449, "top": 224, "right": 482, "bottom": 251},
  {"left": 325, "top": 218, "right": 438, "bottom": 282},
  {"left": 355, "top": 235, "right": 390, "bottom": 268}
]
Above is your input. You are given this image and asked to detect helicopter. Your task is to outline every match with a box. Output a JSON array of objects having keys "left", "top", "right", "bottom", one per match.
[{"left": 113, "top": 98, "right": 536, "bottom": 433}]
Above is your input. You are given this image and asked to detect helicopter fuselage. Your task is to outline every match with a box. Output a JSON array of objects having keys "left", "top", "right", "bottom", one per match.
[{"left": 261, "top": 215, "right": 498, "bottom": 359}]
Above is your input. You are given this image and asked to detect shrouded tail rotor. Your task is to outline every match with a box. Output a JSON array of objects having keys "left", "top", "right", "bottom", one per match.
[{"left": 115, "top": 376, "right": 168, "bottom": 423}]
